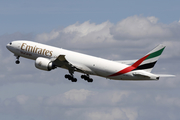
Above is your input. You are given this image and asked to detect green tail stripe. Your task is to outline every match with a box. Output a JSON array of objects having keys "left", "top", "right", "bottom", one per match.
[{"left": 145, "top": 47, "right": 165, "bottom": 60}]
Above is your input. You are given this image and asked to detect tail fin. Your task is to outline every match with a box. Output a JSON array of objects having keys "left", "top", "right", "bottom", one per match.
[{"left": 132, "top": 44, "right": 165, "bottom": 72}]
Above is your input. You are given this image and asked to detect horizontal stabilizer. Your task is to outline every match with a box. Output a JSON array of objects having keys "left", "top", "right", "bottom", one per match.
[
  {"left": 133, "top": 72, "right": 150, "bottom": 78},
  {"left": 156, "top": 74, "right": 176, "bottom": 77},
  {"left": 116, "top": 60, "right": 137, "bottom": 65}
]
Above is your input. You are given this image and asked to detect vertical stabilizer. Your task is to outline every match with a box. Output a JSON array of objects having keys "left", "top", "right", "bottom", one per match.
[{"left": 133, "top": 44, "right": 165, "bottom": 72}]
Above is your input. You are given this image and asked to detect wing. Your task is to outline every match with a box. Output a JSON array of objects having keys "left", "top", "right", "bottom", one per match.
[
  {"left": 53, "top": 55, "right": 69, "bottom": 66},
  {"left": 52, "top": 55, "right": 94, "bottom": 75},
  {"left": 52, "top": 55, "right": 81, "bottom": 74}
]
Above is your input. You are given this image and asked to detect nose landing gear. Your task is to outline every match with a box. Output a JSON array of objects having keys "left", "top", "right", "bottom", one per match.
[{"left": 15, "top": 56, "right": 20, "bottom": 64}]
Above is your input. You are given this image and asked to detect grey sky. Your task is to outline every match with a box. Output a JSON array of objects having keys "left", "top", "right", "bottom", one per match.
[{"left": 0, "top": 0, "right": 180, "bottom": 120}]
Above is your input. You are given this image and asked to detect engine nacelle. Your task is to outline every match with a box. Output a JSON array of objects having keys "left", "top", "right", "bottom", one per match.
[{"left": 35, "top": 57, "right": 55, "bottom": 71}]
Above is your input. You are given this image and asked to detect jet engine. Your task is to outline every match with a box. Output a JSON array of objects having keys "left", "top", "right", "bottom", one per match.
[{"left": 35, "top": 57, "right": 56, "bottom": 71}]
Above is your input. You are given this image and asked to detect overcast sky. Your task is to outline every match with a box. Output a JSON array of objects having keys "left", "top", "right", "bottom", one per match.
[{"left": 0, "top": 0, "right": 180, "bottom": 120}]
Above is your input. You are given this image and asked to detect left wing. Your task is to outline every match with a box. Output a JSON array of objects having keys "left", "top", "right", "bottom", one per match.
[
  {"left": 52, "top": 55, "right": 81, "bottom": 74},
  {"left": 53, "top": 55, "right": 69, "bottom": 67},
  {"left": 52, "top": 55, "right": 94, "bottom": 75}
]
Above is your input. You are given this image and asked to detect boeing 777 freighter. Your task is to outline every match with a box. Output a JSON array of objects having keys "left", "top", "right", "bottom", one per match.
[{"left": 6, "top": 40, "right": 174, "bottom": 82}]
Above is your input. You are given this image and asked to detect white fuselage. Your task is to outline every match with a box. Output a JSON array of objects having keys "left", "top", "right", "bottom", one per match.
[{"left": 6, "top": 40, "right": 159, "bottom": 80}]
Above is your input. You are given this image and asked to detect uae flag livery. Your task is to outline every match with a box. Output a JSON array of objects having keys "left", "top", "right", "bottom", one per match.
[
  {"left": 109, "top": 44, "right": 165, "bottom": 77},
  {"left": 134, "top": 44, "right": 165, "bottom": 72}
]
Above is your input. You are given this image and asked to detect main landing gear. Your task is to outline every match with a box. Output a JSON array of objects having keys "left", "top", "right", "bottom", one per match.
[
  {"left": 81, "top": 75, "right": 93, "bottom": 82},
  {"left": 15, "top": 56, "right": 20, "bottom": 64},
  {"left": 64, "top": 72, "right": 93, "bottom": 83},
  {"left": 64, "top": 68, "right": 78, "bottom": 82},
  {"left": 64, "top": 74, "right": 93, "bottom": 82},
  {"left": 65, "top": 74, "right": 77, "bottom": 82}
]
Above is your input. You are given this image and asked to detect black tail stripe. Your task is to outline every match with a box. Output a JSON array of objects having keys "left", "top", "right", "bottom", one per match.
[{"left": 133, "top": 61, "right": 157, "bottom": 70}]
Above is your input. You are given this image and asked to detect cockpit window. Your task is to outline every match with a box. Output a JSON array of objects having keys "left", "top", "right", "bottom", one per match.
[{"left": 9, "top": 42, "right": 12, "bottom": 45}]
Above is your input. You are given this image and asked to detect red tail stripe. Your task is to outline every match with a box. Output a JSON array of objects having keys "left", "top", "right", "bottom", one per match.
[
  {"left": 109, "top": 54, "right": 150, "bottom": 77},
  {"left": 132, "top": 54, "right": 149, "bottom": 68}
]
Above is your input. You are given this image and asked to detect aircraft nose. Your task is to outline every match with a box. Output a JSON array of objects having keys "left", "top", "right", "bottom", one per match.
[
  {"left": 6, "top": 43, "right": 10, "bottom": 49},
  {"left": 6, "top": 42, "right": 12, "bottom": 50}
]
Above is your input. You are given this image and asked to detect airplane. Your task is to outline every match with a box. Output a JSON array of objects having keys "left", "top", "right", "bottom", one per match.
[{"left": 6, "top": 40, "right": 174, "bottom": 82}]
